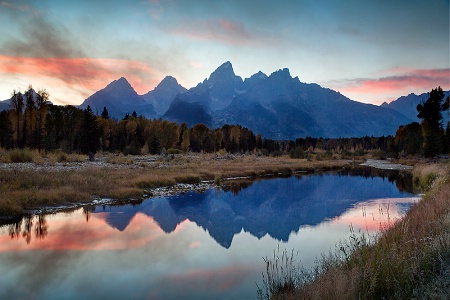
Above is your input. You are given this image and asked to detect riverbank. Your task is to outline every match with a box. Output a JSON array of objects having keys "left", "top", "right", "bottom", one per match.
[
  {"left": 260, "top": 160, "right": 450, "bottom": 300},
  {"left": 0, "top": 151, "right": 353, "bottom": 218}
]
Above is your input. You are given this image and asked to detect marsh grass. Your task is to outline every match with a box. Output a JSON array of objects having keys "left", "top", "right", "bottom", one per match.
[
  {"left": 106, "top": 153, "right": 135, "bottom": 165},
  {"left": 0, "top": 151, "right": 351, "bottom": 217},
  {"left": 257, "top": 160, "right": 450, "bottom": 299}
]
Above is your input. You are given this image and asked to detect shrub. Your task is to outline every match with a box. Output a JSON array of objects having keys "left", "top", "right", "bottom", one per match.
[
  {"left": 271, "top": 150, "right": 283, "bottom": 157},
  {"left": 167, "top": 148, "right": 183, "bottom": 155},
  {"left": 290, "top": 147, "right": 305, "bottom": 159},
  {"left": 9, "top": 148, "right": 33, "bottom": 163},
  {"left": 175, "top": 175, "right": 201, "bottom": 184}
]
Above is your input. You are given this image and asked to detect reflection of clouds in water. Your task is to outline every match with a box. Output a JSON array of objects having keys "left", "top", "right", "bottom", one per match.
[
  {"left": 150, "top": 265, "right": 257, "bottom": 299},
  {"left": 0, "top": 211, "right": 163, "bottom": 252},
  {"left": 0, "top": 173, "right": 419, "bottom": 299},
  {"left": 329, "top": 197, "right": 419, "bottom": 232},
  {"left": 0, "top": 249, "right": 81, "bottom": 299}
]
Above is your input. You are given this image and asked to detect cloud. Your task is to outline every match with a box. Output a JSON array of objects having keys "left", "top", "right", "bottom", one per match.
[
  {"left": 1, "top": 7, "right": 83, "bottom": 59},
  {"left": 167, "top": 18, "right": 269, "bottom": 46},
  {"left": 0, "top": 55, "right": 162, "bottom": 96},
  {"left": 326, "top": 68, "right": 450, "bottom": 104},
  {"left": 190, "top": 61, "right": 202, "bottom": 68},
  {"left": 0, "top": 212, "right": 161, "bottom": 252},
  {"left": 0, "top": 1, "right": 36, "bottom": 12},
  {"left": 151, "top": 264, "right": 256, "bottom": 297}
]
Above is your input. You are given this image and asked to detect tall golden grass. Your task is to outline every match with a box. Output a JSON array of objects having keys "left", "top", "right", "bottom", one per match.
[
  {"left": 258, "top": 160, "right": 450, "bottom": 299},
  {"left": 0, "top": 151, "right": 351, "bottom": 217}
]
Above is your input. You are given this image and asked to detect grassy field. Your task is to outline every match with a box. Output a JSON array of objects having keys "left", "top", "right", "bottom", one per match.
[
  {"left": 0, "top": 149, "right": 351, "bottom": 217},
  {"left": 258, "top": 160, "right": 450, "bottom": 300}
]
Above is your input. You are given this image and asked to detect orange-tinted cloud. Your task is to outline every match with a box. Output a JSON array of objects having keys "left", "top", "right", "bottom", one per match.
[
  {"left": 0, "top": 55, "right": 162, "bottom": 103},
  {"left": 342, "top": 68, "right": 449, "bottom": 94},
  {"left": 0, "top": 211, "right": 163, "bottom": 252},
  {"left": 330, "top": 198, "right": 417, "bottom": 231},
  {"left": 328, "top": 68, "right": 450, "bottom": 104}
]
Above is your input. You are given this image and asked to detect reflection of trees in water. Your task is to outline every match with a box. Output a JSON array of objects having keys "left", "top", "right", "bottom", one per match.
[
  {"left": 83, "top": 206, "right": 96, "bottom": 222},
  {"left": 336, "top": 168, "right": 414, "bottom": 193},
  {"left": 23, "top": 216, "right": 33, "bottom": 244},
  {"left": 222, "top": 180, "right": 254, "bottom": 195},
  {"left": 7, "top": 214, "right": 48, "bottom": 244},
  {"left": 220, "top": 168, "right": 415, "bottom": 197},
  {"left": 8, "top": 220, "right": 21, "bottom": 240},
  {"left": 34, "top": 215, "right": 48, "bottom": 241}
]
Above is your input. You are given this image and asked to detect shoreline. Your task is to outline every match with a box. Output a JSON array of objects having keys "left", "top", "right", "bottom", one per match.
[
  {"left": 360, "top": 158, "right": 414, "bottom": 170},
  {"left": 0, "top": 155, "right": 412, "bottom": 222},
  {"left": 3, "top": 169, "right": 327, "bottom": 220},
  {"left": 0, "top": 153, "right": 353, "bottom": 218}
]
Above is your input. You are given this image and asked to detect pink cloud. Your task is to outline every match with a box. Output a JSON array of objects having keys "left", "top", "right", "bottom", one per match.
[
  {"left": 327, "top": 68, "right": 450, "bottom": 104},
  {"left": 190, "top": 61, "right": 202, "bottom": 68},
  {"left": 169, "top": 18, "right": 262, "bottom": 46},
  {"left": 0, "top": 55, "right": 163, "bottom": 104},
  {"left": 189, "top": 241, "right": 201, "bottom": 248},
  {"left": 0, "top": 212, "right": 162, "bottom": 252}
]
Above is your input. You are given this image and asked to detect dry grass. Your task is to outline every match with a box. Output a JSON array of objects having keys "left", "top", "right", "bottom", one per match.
[
  {"left": 0, "top": 152, "right": 351, "bottom": 217},
  {"left": 259, "top": 160, "right": 450, "bottom": 300}
]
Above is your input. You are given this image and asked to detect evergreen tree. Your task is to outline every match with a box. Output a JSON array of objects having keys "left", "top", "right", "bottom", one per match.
[
  {"left": 101, "top": 106, "right": 109, "bottom": 119},
  {"left": 9, "top": 90, "right": 24, "bottom": 148},
  {"left": 148, "top": 133, "right": 160, "bottom": 155},
  {"left": 0, "top": 110, "right": 13, "bottom": 148},
  {"left": 417, "top": 87, "right": 446, "bottom": 157},
  {"left": 79, "top": 105, "right": 100, "bottom": 154}
]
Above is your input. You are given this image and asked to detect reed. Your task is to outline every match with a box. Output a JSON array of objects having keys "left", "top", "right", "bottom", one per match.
[{"left": 257, "top": 160, "right": 450, "bottom": 299}]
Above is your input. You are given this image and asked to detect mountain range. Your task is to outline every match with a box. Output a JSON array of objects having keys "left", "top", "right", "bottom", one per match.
[
  {"left": 2, "top": 61, "right": 448, "bottom": 139},
  {"left": 79, "top": 61, "right": 447, "bottom": 138},
  {"left": 381, "top": 91, "right": 449, "bottom": 125}
]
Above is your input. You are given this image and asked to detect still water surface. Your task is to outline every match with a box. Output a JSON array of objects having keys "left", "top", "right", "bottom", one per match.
[{"left": 0, "top": 170, "right": 419, "bottom": 299}]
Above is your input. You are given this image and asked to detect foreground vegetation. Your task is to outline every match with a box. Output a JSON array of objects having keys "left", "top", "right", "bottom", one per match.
[
  {"left": 258, "top": 160, "right": 450, "bottom": 299},
  {"left": 0, "top": 149, "right": 354, "bottom": 217}
]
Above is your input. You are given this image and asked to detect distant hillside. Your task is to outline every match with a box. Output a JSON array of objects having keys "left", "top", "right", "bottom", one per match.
[
  {"left": 381, "top": 91, "right": 450, "bottom": 125},
  {"left": 0, "top": 99, "right": 10, "bottom": 112}
]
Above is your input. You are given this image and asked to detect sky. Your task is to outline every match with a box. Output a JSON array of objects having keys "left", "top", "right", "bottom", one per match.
[{"left": 0, "top": 0, "right": 449, "bottom": 106}]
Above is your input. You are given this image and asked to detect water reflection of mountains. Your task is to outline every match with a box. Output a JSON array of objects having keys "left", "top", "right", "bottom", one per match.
[{"left": 95, "top": 170, "right": 415, "bottom": 248}]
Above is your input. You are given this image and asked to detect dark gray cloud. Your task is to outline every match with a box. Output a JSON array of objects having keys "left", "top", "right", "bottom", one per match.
[{"left": 1, "top": 8, "right": 84, "bottom": 58}]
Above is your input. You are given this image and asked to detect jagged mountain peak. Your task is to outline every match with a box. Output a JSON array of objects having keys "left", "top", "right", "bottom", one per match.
[
  {"left": 269, "top": 68, "right": 292, "bottom": 79},
  {"left": 141, "top": 76, "right": 187, "bottom": 116},
  {"left": 158, "top": 75, "right": 179, "bottom": 87},
  {"left": 209, "top": 61, "right": 236, "bottom": 83},
  {"left": 104, "top": 77, "right": 134, "bottom": 93},
  {"left": 79, "top": 76, "right": 156, "bottom": 119},
  {"left": 252, "top": 71, "right": 268, "bottom": 80}
]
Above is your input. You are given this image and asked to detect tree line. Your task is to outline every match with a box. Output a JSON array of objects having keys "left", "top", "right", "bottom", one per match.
[
  {"left": 395, "top": 87, "right": 449, "bottom": 158},
  {"left": 288, "top": 87, "right": 449, "bottom": 158},
  {"left": 0, "top": 86, "right": 448, "bottom": 158}
]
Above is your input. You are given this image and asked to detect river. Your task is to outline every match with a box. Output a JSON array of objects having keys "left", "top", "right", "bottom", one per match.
[{"left": 0, "top": 169, "right": 419, "bottom": 299}]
